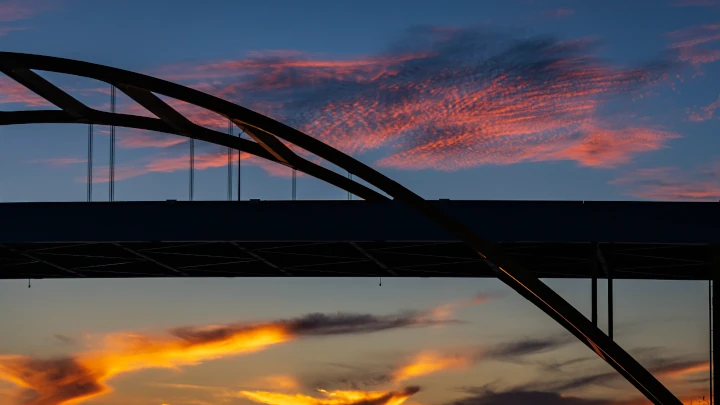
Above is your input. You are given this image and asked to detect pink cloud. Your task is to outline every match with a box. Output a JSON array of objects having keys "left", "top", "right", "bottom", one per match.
[
  {"left": 611, "top": 163, "right": 720, "bottom": 201},
  {"left": 0, "top": 26, "right": 25, "bottom": 36},
  {"left": 117, "top": 131, "right": 187, "bottom": 149},
  {"left": 11, "top": 27, "right": 677, "bottom": 178},
  {"left": 670, "top": 0, "right": 720, "bottom": 7},
  {"left": 0, "top": 0, "right": 44, "bottom": 22},
  {"left": 688, "top": 95, "right": 720, "bottom": 121},
  {"left": 0, "top": 76, "right": 51, "bottom": 106},
  {"left": 0, "top": 0, "right": 55, "bottom": 37},
  {"left": 667, "top": 25, "right": 720, "bottom": 70},
  {"left": 149, "top": 28, "right": 674, "bottom": 171},
  {"left": 533, "top": 8, "right": 575, "bottom": 19},
  {"left": 31, "top": 157, "right": 86, "bottom": 167},
  {"left": 72, "top": 150, "right": 295, "bottom": 184}
]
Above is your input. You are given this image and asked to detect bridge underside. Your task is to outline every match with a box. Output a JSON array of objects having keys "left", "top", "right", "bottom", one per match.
[
  {"left": 0, "top": 200, "right": 715, "bottom": 280},
  {"left": 0, "top": 240, "right": 711, "bottom": 279}
]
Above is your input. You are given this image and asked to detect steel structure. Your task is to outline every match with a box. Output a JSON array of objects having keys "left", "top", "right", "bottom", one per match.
[
  {"left": 0, "top": 200, "right": 717, "bottom": 280},
  {"left": 0, "top": 52, "right": 685, "bottom": 404}
]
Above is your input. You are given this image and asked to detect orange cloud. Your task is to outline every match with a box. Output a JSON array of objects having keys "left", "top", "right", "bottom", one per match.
[
  {"left": 658, "top": 361, "right": 710, "bottom": 379},
  {"left": 0, "top": 305, "right": 459, "bottom": 405},
  {"left": 249, "top": 375, "right": 302, "bottom": 391},
  {"left": 611, "top": 164, "right": 720, "bottom": 201},
  {"left": 0, "top": 324, "right": 291, "bottom": 405},
  {"left": 240, "top": 387, "right": 420, "bottom": 405},
  {"left": 422, "top": 293, "right": 492, "bottom": 320},
  {"left": 391, "top": 351, "right": 473, "bottom": 382}
]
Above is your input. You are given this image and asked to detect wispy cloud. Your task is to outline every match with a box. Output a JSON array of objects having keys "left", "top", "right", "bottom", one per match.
[
  {"left": 241, "top": 386, "right": 420, "bottom": 405},
  {"left": 0, "top": 76, "right": 51, "bottom": 106},
  {"left": 305, "top": 336, "right": 568, "bottom": 390},
  {"left": 448, "top": 389, "right": 611, "bottom": 405},
  {"left": 688, "top": 95, "right": 720, "bottom": 121},
  {"left": 0, "top": 0, "right": 51, "bottom": 22},
  {"left": 0, "top": 0, "right": 55, "bottom": 37},
  {"left": 391, "top": 351, "right": 474, "bottom": 382},
  {"left": 670, "top": 0, "right": 720, "bottom": 7},
  {"left": 668, "top": 24, "right": 720, "bottom": 70},
  {"left": 150, "top": 26, "right": 675, "bottom": 172},
  {"left": 10, "top": 26, "right": 679, "bottom": 182},
  {"left": 30, "top": 157, "right": 86, "bottom": 167},
  {"left": 117, "top": 130, "right": 188, "bottom": 149},
  {"left": 0, "top": 299, "right": 477, "bottom": 405},
  {"left": 532, "top": 8, "right": 575, "bottom": 19},
  {"left": 611, "top": 163, "right": 720, "bottom": 201},
  {"left": 515, "top": 349, "right": 711, "bottom": 398}
]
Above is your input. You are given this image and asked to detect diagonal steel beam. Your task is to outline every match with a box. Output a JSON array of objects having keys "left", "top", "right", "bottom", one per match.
[
  {"left": 232, "top": 121, "right": 301, "bottom": 167},
  {"left": 0, "top": 68, "right": 93, "bottom": 119},
  {"left": 230, "top": 242, "right": 293, "bottom": 276},
  {"left": 0, "top": 244, "right": 83, "bottom": 276},
  {"left": 112, "top": 243, "right": 188, "bottom": 276},
  {"left": 117, "top": 84, "right": 196, "bottom": 134},
  {"left": 283, "top": 258, "right": 371, "bottom": 270},
  {"left": 178, "top": 259, "right": 258, "bottom": 270},
  {"left": 349, "top": 242, "right": 397, "bottom": 276}
]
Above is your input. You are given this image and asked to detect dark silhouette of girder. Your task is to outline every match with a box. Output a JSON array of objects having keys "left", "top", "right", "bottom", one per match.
[{"left": 0, "top": 52, "right": 681, "bottom": 405}]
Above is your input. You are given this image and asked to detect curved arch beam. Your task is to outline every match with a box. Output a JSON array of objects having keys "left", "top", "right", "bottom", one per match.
[
  {"left": 0, "top": 110, "right": 388, "bottom": 201},
  {"left": 0, "top": 52, "right": 680, "bottom": 405}
]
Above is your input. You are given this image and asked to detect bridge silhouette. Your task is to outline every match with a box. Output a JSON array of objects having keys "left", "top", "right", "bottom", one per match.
[{"left": 0, "top": 52, "right": 717, "bottom": 405}]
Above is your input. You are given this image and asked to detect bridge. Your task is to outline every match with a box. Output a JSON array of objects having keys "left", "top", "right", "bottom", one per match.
[
  {"left": 0, "top": 200, "right": 716, "bottom": 280},
  {"left": 0, "top": 51, "right": 716, "bottom": 405}
]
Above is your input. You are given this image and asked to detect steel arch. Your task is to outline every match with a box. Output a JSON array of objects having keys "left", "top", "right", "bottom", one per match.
[{"left": 0, "top": 52, "right": 680, "bottom": 405}]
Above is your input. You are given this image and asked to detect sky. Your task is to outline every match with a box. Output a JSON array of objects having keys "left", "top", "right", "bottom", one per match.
[{"left": 0, "top": 0, "right": 718, "bottom": 404}]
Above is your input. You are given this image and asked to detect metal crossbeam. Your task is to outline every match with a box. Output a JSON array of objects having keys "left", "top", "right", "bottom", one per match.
[
  {"left": 0, "top": 68, "right": 91, "bottom": 118},
  {"left": 0, "top": 244, "right": 83, "bottom": 276},
  {"left": 230, "top": 242, "right": 292, "bottom": 276},
  {"left": 349, "top": 242, "right": 397, "bottom": 276},
  {"left": 112, "top": 243, "right": 188, "bottom": 276}
]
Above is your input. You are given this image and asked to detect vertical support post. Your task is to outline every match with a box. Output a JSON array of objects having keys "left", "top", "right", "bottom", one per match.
[
  {"left": 713, "top": 246, "right": 720, "bottom": 405},
  {"left": 348, "top": 172, "right": 352, "bottom": 200},
  {"left": 88, "top": 124, "right": 93, "bottom": 202},
  {"left": 591, "top": 242, "right": 598, "bottom": 326},
  {"left": 608, "top": 264, "right": 614, "bottom": 340},
  {"left": 109, "top": 85, "right": 116, "bottom": 202},
  {"left": 227, "top": 119, "right": 233, "bottom": 201},
  {"left": 237, "top": 130, "right": 242, "bottom": 202},
  {"left": 292, "top": 169, "right": 297, "bottom": 200},
  {"left": 189, "top": 138, "right": 195, "bottom": 201}
]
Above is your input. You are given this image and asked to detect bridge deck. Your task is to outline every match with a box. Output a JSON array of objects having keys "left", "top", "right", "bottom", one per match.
[{"left": 0, "top": 200, "right": 716, "bottom": 280}]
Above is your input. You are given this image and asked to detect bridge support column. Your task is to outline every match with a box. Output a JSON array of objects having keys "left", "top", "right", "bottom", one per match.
[
  {"left": 608, "top": 264, "right": 614, "bottom": 340},
  {"left": 591, "top": 242, "right": 598, "bottom": 326},
  {"left": 596, "top": 243, "right": 613, "bottom": 339},
  {"left": 713, "top": 246, "right": 719, "bottom": 405}
]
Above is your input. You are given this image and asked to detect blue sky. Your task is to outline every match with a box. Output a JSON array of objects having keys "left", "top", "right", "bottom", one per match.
[{"left": 0, "top": 1, "right": 718, "bottom": 405}]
